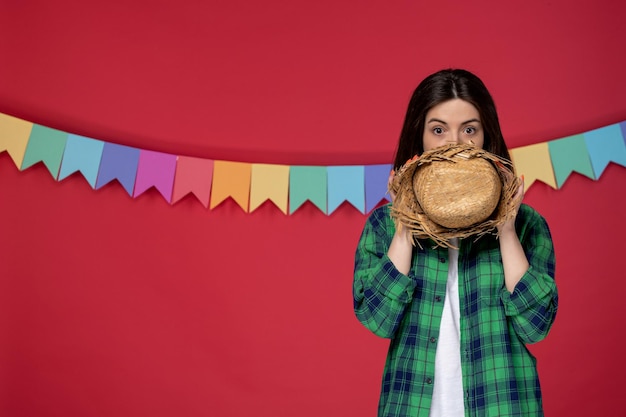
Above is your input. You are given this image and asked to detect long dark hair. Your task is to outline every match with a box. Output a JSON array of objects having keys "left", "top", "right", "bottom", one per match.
[{"left": 393, "top": 69, "right": 511, "bottom": 169}]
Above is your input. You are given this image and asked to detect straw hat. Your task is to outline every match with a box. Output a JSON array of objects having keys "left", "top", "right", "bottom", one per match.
[{"left": 389, "top": 143, "right": 520, "bottom": 248}]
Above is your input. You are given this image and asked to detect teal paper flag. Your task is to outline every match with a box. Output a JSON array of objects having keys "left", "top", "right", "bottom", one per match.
[
  {"left": 327, "top": 166, "right": 365, "bottom": 214},
  {"left": 58, "top": 135, "right": 105, "bottom": 187},
  {"left": 289, "top": 166, "right": 327, "bottom": 214},
  {"left": 21, "top": 124, "right": 68, "bottom": 178},
  {"left": 548, "top": 135, "right": 595, "bottom": 188},
  {"left": 365, "top": 164, "right": 392, "bottom": 213},
  {"left": 583, "top": 124, "right": 626, "bottom": 177}
]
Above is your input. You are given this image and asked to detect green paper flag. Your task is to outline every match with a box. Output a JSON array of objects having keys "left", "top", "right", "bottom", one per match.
[
  {"left": 289, "top": 166, "right": 327, "bottom": 214},
  {"left": 548, "top": 134, "right": 595, "bottom": 188},
  {"left": 21, "top": 124, "right": 68, "bottom": 178}
]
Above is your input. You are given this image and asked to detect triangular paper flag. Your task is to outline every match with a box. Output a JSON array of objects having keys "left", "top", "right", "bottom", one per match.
[
  {"left": 58, "top": 134, "right": 105, "bottom": 187},
  {"left": 95, "top": 143, "right": 140, "bottom": 196},
  {"left": 133, "top": 150, "right": 177, "bottom": 202},
  {"left": 249, "top": 164, "right": 289, "bottom": 214},
  {"left": 365, "top": 164, "right": 392, "bottom": 213},
  {"left": 0, "top": 113, "right": 32, "bottom": 168},
  {"left": 510, "top": 143, "right": 557, "bottom": 192},
  {"left": 21, "top": 124, "right": 68, "bottom": 178},
  {"left": 327, "top": 166, "right": 365, "bottom": 214},
  {"left": 289, "top": 166, "right": 327, "bottom": 214},
  {"left": 583, "top": 124, "right": 626, "bottom": 177},
  {"left": 172, "top": 156, "right": 214, "bottom": 207},
  {"left": 547, "top": 134, "right": 595, "bottom": 188},
  {"left": 209, "top": 161, "right": 251, "bottom": 211}
]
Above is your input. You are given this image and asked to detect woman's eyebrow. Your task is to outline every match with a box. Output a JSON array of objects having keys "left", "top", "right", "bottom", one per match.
[{"left": 426, "top": 118, "right": 481, "bottom": 125}]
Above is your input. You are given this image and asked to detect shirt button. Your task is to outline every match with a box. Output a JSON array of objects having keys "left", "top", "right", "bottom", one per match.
[
  {"left": 439, "top": 257, "right": 446, "bottom": 263},
  {"left": 435, "top": 296, "right": 442, "bottom": 302},
  {"left": 430, "top": 337, "right": 437, "bottom": 343},
  {"left": 466, "top": 390, "right": 470, "bottom": 399},
  {"left": 426, "top": 377, "right": 433, "bottom": 384}
]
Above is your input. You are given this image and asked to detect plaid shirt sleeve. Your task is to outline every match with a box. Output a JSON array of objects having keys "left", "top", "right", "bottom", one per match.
[
  {"left": 500, "top": 204, "right": 558, "bottom": 344},
  {"left": 353, "top": 206, "right": 418, "bottom": 338}
]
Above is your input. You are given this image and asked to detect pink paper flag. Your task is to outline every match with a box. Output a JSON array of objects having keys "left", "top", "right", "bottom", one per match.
[
  {"left": 172, "top": 156, "right": 214, "bottom": 207},
  {"left": 133, "top": 150, "right": 177, "bottom": 202}
]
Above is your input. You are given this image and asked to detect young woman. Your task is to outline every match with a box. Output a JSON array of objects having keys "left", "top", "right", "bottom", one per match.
[{"left": 353, "top": 69, "right": 558, "bottom": 417}]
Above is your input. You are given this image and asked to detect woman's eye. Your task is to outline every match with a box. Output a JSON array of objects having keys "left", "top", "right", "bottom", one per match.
[
  {"left": 464, "top": 126, "right": 476, "bottom": 135},
  {"left": 433, "top": 127, "right": 444, "bottom": 135}
]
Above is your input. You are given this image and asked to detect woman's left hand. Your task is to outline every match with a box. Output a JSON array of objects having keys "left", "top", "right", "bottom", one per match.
[{"left": 497, "top": 176, "right": 524, "bottom": 235}]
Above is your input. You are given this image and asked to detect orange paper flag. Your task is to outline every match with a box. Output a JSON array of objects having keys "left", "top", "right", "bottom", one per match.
[
  {"left": 510, "top": 143, "right": 557, "bottom": 192},
  {"left": 209, "top": 160, "right": 251, "bottom": 211},
  {"left": 0, "top": 113, "right": 33, "bottom": 168},
  {"left": 249, "top": 164, "right": 290, "bottom": 214}
]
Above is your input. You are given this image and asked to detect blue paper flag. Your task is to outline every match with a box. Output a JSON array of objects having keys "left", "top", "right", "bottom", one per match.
[
  {"left": 327, "top": 166, "right": 365, "bottom": 214},
  {"left": 547, "top": 135, "right": 595, "bottom": 187},
  {"left": 58, "top": 135, "right": 105, "bottom": 188},
  {"left": 365, "top": 164, "right": 392, "bottom": 213},
  {"left": 95, "top": 143, "right": 140, "bottom": 196},
  {"left": 289, "top": 166, "right": 328, "bottom": 214},
  {"left": 583, "top": 124, "right": 626, "bottom": 177}
]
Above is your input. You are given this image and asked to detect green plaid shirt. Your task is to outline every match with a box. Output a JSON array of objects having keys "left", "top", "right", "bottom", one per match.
[{"left": 353, "top": 204, "right": 558, "bottom": 417}]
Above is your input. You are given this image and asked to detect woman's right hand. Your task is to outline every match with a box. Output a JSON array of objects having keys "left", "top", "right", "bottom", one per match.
[
  {"left": 388, "top": 170, "right": 397, "bottom": 202},
  {"left": 387, "top": 170, "right": 414, "bottom": 274}
]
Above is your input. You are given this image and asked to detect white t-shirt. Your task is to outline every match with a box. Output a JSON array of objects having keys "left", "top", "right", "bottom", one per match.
[{"left": 429, "top": 238, "right": 465, "bottom": 417}]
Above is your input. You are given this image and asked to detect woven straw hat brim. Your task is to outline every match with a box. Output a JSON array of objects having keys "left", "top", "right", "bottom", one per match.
[{"left": 389, "top": 144, "right": 520, "bottom": 248}]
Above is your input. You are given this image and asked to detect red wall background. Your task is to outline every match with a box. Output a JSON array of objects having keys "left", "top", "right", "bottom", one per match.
[{"left": 1, "top": 1, "right": 625, "bottom": 416}]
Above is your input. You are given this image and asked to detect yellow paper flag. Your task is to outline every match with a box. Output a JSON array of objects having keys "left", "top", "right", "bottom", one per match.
[
  {"left": 210, "top": 160, "right": 251, "bottom": 211},
  {"left": 0, "top": 113, "right": 33, "bottom": 168},
  {"left": 249, "top": 164, "right": 290, "bottom": 214},
  {"left": 510, "top": 143, "right": 557, "bottom": 192}
]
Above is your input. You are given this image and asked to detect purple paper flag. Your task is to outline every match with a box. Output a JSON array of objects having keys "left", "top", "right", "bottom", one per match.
[
  {"left": 365, "top": 164, "right": 392, "bottom": 213},
  {"left": 133, "top": 150, "right": 177, "bottom": 202},
  {"left": 96, "top": 143, "right": 140, "bottom": 196}
]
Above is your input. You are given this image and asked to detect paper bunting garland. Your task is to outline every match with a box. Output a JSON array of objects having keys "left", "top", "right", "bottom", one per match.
[
  {"left": 0, "top": 113, "right": 32, "bottom": 168},
  {"left": 172, "top": 156, "right": 214, "bottom": 207},
  {"left": 134, "top": 150, "right": 177, "bottom": 201},
  {"left": 250, "top": 164, "right": 290, "bottom": 214},
  {"left": 95, "top": 143, "right": 140, "bottom": 196},
  {"left": 547, "top": 135, "right": 595, "bottom": 188},
  {"left": 327, "top": 166, "right": 365, "bottom": 214},
  {"left": 510, "top": 142, "right": 557, "bottom": 192},
  {"left": 59, "top": 135, "right": 105, "bottom": 187},
  {"left": 583, "top": 124, "right": 626, "bottom": 178},
  {"left": 365, "top": 164, "right": 393, "bottom": 213},
  {"left": 289, "top": 166, "right": 327, "bottom": 214},
  {"left": 210, "top": 161, "right": 251, "bottom": 211},
  {"left": 21, "top": 124, "right": 67, "bottom": 178},
  {"left": 0, "top": 112, "right": 625, "bottom": 215}
]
